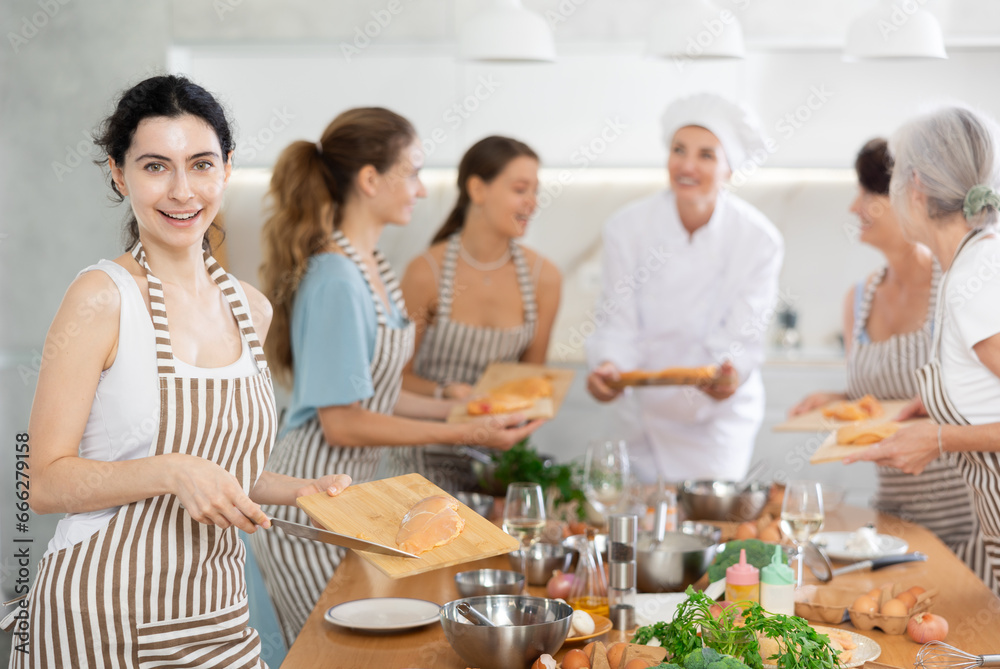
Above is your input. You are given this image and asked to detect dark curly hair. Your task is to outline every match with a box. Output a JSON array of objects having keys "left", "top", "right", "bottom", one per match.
[
  {"left": 855, "top": 138, "right": 892, "bottom": 196},
  {"left": 93, "top": 75, "right": 235, "bottom": 252}
]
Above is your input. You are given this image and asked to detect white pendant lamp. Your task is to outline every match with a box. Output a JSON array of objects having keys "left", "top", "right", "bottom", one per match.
[
  {"left": 647, "top": 0, "right": 745, "bottom": 60},
  {"left": 459, "top": 0, "right": 556, "bottom": 63},
  {"left": 844, "top": 0, "right": 947, "bottom": 60}
]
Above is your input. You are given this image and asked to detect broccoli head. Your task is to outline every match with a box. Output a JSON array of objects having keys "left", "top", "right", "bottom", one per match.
[{"left": 684, "top": 646, "right": 723, "bottom": 669}]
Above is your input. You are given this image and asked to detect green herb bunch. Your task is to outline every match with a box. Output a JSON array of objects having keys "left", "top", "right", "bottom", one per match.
[
  {"left": 631, "top": 587, "right": 840, "bottom": 669},
  {"left": 489, "top": 439, "right": 588, "bottom": 519}
]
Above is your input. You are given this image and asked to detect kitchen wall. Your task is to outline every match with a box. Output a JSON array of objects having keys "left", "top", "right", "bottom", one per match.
[{"left": 2, "top": 1, "right": 999, "bottom": 659}]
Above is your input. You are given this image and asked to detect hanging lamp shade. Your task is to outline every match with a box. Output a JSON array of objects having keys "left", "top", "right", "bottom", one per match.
[
  {"left": 647, "top": 0, "right": 745, "bottom": 60},
  {"left": 844, "top": 0, "right": 947, "bottom": 60},
  {"left": 459, "top": 0, "right": 556, "bottom": 63}
]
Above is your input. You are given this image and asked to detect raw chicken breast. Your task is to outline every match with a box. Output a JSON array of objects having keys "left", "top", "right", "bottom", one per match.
[{"left": 396, "top": 495, "right": 465, "bottom": 555}]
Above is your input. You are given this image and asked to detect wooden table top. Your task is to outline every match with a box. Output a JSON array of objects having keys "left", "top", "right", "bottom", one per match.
[{"left": 282, "top": 505, "right": 1000, "bottom": 668}]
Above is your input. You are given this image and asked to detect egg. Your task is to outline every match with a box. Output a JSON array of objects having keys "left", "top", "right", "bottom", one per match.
[
  {"left": 570, "top": 609, "right": 596, "bottom": 636},
  {"left": 882, "top": 598, "right": 909, "bottom": 617},
  {"left": 562, "top": 648, "right": 591, "bottom": 669},
  {"left": 896, "top": 591, "right": 918, "bottom": 609},
  {"left": 760, "top": 520, "right": 782, "bottom": 543},
  {"left": 866, "top": 588, "right": 881, "bottom": 600},
  {"left": 607, "top": 642, "right": 628, "bottom": 668},
  {"left": 531, "top": 654, "right": 558, "bottom": 669},
  {"left": 852, "top": 595, "right": 879, "bottom": 614},
  {"left": 908, "top": 585, "right": 927, "bottom": 598},
  {"left": 625, "top": 659, "right": 655, "bottom": 669},
  {"left": 735, "top": 522, "right": 758, "bottom": 540}
]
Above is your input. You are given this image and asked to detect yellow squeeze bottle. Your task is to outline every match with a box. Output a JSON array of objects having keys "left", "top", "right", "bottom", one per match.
[{"left": 725, "top": 548, "right": 760, "bottom": 605}]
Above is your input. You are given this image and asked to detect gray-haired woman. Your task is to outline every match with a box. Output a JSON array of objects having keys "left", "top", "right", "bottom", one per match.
[{"left": 847, "top": 105, "right": 1000, "bottom": 596}]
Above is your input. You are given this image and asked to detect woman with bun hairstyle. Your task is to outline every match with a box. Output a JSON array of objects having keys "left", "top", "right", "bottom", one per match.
[
  {"left": 9, "top": 75, "right": 348, "bottom": 669},
  {"left": 253, "top": 110, "right": 541, "bottom": 644},
  {"left": 790, "top": 138, "right": 975, "bottom": 556},
  {"left": 848, "top": 106, "right": 1000, "bottom": 595},
  {"left": 398, "top": 136, "right": 562, "bottom": 491}
]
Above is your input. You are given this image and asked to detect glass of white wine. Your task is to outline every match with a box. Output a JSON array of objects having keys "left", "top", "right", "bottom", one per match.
[
  {"left": 582, "top": 440, "right": 630, "bottom": 518},
  {"left": 502, "top": 482, "right": 547, "bottom": 589},
  {"left": 780, "top": 480, "right": 825, "bottom": 587}
]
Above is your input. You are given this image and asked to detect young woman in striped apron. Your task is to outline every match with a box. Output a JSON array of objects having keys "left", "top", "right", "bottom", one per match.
[
  {"left": 253, "top": 110, "right": 542, "bottom": 645},
  {"left": 847, "top": 106, "right": 1000, "bottom": 596},
  {"left": 9, "top": 76, "right": 350, "bottom": 669},
  {"left": 790, "top": 139, "right": 975, "bottom": 557},
  {"left": 398, "top": 136, "right": 562, "bottom": 491}
]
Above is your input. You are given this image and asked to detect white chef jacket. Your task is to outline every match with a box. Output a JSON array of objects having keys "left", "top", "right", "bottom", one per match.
[{"left": 586, "top": 189, "right": 784, "bottom": 483}]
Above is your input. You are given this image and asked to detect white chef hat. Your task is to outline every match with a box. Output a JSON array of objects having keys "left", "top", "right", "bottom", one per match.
[{"left": 660, "top": 93, "right": 767, "bottom": 172}]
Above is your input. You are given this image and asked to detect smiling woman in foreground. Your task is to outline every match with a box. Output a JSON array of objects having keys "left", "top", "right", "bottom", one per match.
[{"left": 847, "top": 105, "right": 1000, "bottom": 596}]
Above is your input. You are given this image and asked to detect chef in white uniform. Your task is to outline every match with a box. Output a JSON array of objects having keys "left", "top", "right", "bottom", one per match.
[{"left": 586, "top": 93, "right": 784, "bottom": 483}]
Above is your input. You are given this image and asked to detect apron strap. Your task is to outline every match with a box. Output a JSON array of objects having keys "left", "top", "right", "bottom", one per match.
[
  {"left": 130, "top": 241, "right": 269, "bottom": 375},
  {"left": 331, "top": 230, "right": 409, "bottom": 325}
]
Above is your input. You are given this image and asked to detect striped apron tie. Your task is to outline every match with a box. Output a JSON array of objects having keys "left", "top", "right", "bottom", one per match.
[
  {"left": 251, "top": 231, "right": 415, "bottom": 646},
  {"left": 11, "top": 242, "right": 277, "bottom": 668},
  {"left": 915, "top": 228, "right": 999, "bottom": 595}
]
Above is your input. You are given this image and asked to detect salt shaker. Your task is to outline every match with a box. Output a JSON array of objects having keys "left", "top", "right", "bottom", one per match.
[{"left": 608, "top": 514, "right": 637, "bottom": 631}]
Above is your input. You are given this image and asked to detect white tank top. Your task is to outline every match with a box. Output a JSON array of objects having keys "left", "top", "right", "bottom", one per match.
[{"left": 47, "top": 259, "right": 257, "bottom": 554}]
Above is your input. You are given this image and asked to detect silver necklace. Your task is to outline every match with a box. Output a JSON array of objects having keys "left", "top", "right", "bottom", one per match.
[{"left": 458, "top": 241, "right": 511, "bottom": 285}]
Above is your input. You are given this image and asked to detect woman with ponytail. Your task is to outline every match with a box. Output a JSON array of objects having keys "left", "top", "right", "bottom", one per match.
[
  {"left": 397, "top": 136, "right": 561, "bottom": 491},
  {"left": 253, "top": 111, "right": 541, "bottom": 644}
]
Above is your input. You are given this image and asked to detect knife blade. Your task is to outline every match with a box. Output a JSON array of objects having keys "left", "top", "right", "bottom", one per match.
[{"left": 270, "top": 518, "right": 418, "bottom": 558}]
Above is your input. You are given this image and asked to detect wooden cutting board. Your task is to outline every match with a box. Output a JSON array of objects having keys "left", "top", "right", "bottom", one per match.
[
  {"left": 446, "top": 362, "right": 575, "bottom": 423},
  {"left": 297, "top": 473, "right": 519, "bottom": 579},
  {"left": 773, "top": 399, "right": 911, "bottom": 432}
]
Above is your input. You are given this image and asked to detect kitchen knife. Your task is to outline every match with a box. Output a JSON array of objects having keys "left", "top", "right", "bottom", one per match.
[{"left": 270, "top": 517, "right": 418, "bottom": 558}]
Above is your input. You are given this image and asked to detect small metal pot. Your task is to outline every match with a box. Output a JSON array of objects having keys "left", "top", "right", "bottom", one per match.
[
  {"left": 678, "top": 480, "right": 772, "bottom": 522},
  {"left": 635, "top": 521, "right": 722, "bottom": 593}
]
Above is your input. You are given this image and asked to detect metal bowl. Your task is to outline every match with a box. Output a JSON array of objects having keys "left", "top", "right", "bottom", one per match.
[
  {"left": 507, "top": 543, "right": 572, "bottom": 586},
  {"left": 454, "top": 569, "right": 525, "bottom": 597},
  {"left": 454, "top": 491, "right": 495, "bottom": 519},
  {"left": 635, "top": 521, "right": 722, "bottom": 593},
  {"left": 561, "top": 533, "right": 609, "bottom": 571},
  {"left": 440, "top": 596, "right": 573, "bottom": 669},
  {"left": 678, "top": 480, "right": 772, "bottom": 522}
]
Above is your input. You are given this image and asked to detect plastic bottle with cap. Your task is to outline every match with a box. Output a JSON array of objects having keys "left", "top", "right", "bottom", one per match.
[
  {"left": 760, "top": 545, "right": 795, "bottom": 616},
  {"left": 725, "top": 548, "right": 760, "bottom": 605}
]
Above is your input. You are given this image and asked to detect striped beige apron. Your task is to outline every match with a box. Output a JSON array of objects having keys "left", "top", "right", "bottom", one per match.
[
  {"left": 395, "top": 233, "right": 538, "bottom": 491},
  {"left": 11, "top": 242, "right": 277, "bottom": 668},
  {"left": 847, "top": 263, "right": 976, "bottom": 553},
  {"left": 250, "top": 231, "right": 415, "bottom": 645},
  {"left": 915, "top": 228, "right": 998, "bottom": 595}
]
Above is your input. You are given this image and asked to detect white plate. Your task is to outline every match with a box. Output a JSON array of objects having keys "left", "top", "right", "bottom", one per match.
[
  {"left": 324, "top": 598, "right": 441, "bottom": 632},
  {"left": 812, "top": 531, "right": 908, "bottom": 561},
  {"left": 762, "top": 625, "right": 880, "bottom": 668}
]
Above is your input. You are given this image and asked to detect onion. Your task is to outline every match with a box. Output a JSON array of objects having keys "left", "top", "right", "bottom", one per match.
[
  {"left": 907, "top": 613, "right": 949, "bottom": 643},
  {"left": 546, "top": 570, "right": 576, "bottom": 599}
]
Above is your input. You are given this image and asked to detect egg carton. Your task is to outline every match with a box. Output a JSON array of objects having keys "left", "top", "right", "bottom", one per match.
[{"left": 847, "top": 583, "right": 936, "bottom": 635}]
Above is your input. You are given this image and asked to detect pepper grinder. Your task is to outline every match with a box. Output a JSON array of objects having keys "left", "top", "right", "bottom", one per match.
[{"left": 608, "top": 514, "right": 637, "bottom": 631}]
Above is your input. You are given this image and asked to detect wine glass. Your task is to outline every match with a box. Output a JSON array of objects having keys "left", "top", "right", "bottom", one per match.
[
  {"left": 502, "top": 482, "right": 546, "bottom": 590},
  {"left": 780, "top": 480, "right": 825, "bottom": 587},
  {"left": 582, "top": 440, "right": 630, "bottom": 518}
]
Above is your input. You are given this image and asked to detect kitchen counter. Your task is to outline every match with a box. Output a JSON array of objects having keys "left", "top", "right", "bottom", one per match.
[{"left": 282, "top": 505, "right": 1000, "bottom": 668}]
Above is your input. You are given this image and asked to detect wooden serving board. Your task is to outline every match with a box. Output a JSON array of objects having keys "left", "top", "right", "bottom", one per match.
[
  {"left": 774, "top": 399, "right": 911, "bottom": 433},
  {"left": 809, "top": 419, "right": 929, "bottom": 464},
  {"left": 297, "top": 473, "right": 519, "bottom": 579},
  {"left": 446, "top": 362, "right": 575, "bottom": 423}
]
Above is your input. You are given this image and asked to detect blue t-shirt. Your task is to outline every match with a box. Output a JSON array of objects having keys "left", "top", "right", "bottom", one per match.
[{"left": 283, "top": 253, "right": 407, "bottom": 435}]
